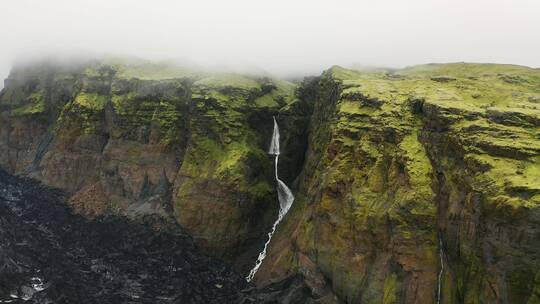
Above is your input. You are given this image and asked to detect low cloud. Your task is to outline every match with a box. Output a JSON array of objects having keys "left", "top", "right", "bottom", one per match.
[{"left": 1, "top": 0, "right": 539, "bottom": 86}]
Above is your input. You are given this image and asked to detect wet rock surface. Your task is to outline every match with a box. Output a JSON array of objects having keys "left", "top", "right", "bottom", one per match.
[{"left": 0, "top": 169, "right": 281, "bottom": 303}]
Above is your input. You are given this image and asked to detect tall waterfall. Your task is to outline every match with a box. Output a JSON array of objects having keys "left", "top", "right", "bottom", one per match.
[{"left": 246, "top": 117, "right": 295, "bottom": 282}]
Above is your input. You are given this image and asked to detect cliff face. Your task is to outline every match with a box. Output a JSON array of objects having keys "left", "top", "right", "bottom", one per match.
[
  {"left": 260, "top": 64, "right": 540, "bottom": 303},
  {"left": 1, "top": 60, "right": 539, "bottom": 303},
  {"left": 0, "top": 59, "right": 297, "bottom": 267}
]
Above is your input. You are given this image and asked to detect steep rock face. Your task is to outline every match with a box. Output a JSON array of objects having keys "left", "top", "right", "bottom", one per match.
[
  {"left": 259, "top": 67, "right": 439, "bottom": 303},
  {"left": 0, "top": 59, "right": 296, "bottom": 264},
  {"left": 259, "top": 64, "right": 540, "bottom": 303}
]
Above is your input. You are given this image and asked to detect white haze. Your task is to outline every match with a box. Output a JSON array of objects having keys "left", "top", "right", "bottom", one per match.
[{"left": 1, "top": 0, "right": 539, "bottom": 87}]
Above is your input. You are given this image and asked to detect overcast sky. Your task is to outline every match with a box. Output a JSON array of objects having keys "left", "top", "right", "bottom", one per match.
[{"left": 1, "top": 0, "right": 539, "bottom": 83}]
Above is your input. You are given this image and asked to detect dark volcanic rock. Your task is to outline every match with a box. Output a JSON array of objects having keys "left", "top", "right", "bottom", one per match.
[
  {"left": 0, "top": 169, "right": 318, "bottom": 304},
  {"left": 0, "top": 169, "right": 248, "bottom": 303}
]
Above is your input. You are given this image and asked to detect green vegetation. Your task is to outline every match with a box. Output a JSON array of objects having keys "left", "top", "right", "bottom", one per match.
[
  {"left": 74, "top": 92, "right": 108, "bottom": 110},
  {"left": 194, "top": 74, "right": 260, "bottom": 90},
  {"left": 329, "top": 63, "right": 540, "bottom": 209},
  {"left": 11, "top": 91, "right": 46, "bottom": 116},
  {"left": 529, "top": 271, "right": 540, "bottom": 304},
  {"left": 383, "top": 273, "right": 398, "bottom": 304}
]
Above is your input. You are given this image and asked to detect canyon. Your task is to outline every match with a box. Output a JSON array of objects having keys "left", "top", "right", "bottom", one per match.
[{"left": 0, "top": 59, "right": 539, "bottom": 303}]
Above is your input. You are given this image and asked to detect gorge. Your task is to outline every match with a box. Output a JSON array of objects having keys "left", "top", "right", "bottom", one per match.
[
  {"left": 0, "top": 58, "right": 539, "bottom": 303},
  {"left": 246, "top": 117, "right": 295, "bottom": 282}
]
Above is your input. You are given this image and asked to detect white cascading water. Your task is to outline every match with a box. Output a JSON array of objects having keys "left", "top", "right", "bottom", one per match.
[
  {"left": 246, "top": 117, "right": 294, "bottom": 282},
  {"left": 437, "top": 236, "right": 444, "bottom": 304}
]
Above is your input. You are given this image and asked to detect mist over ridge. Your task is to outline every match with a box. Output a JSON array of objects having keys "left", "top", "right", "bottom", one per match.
[{"left": 1, "top": 0, "right": 540, "bottom": 88}]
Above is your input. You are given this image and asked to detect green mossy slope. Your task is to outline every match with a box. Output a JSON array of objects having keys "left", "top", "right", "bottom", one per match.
[{"left": 261, "top": 63, "right": 540, "bottom": 303}]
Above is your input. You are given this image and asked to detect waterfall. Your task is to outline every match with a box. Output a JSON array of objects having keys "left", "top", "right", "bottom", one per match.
[
  {"left": 246, "top": 117, "right": 294, "bottom": 282},
  {"left": 437, "top": 236, "right": 444, "bottom": 304},
  {"left": 268, "top": 117, "right": 280, "bottom": 156}
]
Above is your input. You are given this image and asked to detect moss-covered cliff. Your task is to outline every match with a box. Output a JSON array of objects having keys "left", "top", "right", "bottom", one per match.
[
  {"left": 259, "top": 63, "right": 540, "bottom": 303},
  {"left": 1, "top": 60, "right": 539, "bottom": 303},
  {"left": 0, "top": 59, "right": 296, "bottom": 267}
]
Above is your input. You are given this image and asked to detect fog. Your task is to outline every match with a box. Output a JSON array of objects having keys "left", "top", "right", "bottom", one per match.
[{"left": 1, "top": 0, "right": 539, "bottom": 85}]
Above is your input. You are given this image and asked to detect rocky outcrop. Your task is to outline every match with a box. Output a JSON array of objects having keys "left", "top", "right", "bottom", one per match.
[{"left": 1, "top": 60, "right": 539, "bottom": 303}]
